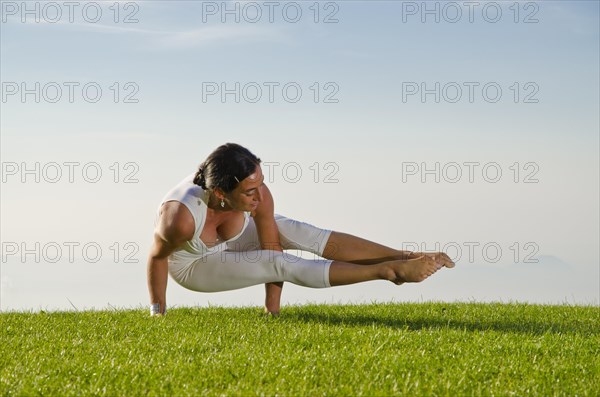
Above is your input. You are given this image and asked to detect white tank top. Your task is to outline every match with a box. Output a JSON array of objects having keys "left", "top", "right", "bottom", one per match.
[{"left": 156, "top": 173, "right": 251, "bottom": 267}]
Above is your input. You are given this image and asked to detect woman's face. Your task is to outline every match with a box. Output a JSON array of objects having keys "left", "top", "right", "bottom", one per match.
[{"left": 227, "top": 164, "right": 265, "bottom": 211}]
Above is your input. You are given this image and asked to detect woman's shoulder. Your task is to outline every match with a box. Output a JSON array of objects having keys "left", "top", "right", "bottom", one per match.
[{"left": 157, "top": 201, "right": 196, "bottom": 244}]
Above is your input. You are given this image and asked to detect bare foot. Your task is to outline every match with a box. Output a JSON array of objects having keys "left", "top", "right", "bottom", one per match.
[
  {"left": 384, "top": 255, "right": 440, "bottom": 284},
  {"left": 422, "top": 252, "right": 456, "bottom": 269}
]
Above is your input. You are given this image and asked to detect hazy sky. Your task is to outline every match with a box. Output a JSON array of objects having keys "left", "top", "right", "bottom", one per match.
[{"left": 1, "top": 1, "right": 598, "bottom": 311}]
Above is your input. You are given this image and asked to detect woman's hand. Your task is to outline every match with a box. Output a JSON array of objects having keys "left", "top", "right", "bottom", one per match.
[{"left": 150, "top": 303, "right": 166, "bottom": 316}]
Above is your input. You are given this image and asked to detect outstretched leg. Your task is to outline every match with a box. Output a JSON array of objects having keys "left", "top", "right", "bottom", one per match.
[
  {"left": 329, "top": 255, "right": 439, "bottom": 285},
  {"left": 216, "top": 216, "right": 453, "bottom": 314},
  {"left": 323, "top": 231, "right": 454, "bottom": 268},
  {"left": 169, "top": 248, "right": 442, "bottom": 292},
  {"left": 322, "top": 231, "right": 409, "bottom": 263}
]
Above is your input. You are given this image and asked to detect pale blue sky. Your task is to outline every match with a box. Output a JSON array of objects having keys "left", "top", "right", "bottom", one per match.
[{"left": 1, "top": 1, "right": 598, "bottom": 311}]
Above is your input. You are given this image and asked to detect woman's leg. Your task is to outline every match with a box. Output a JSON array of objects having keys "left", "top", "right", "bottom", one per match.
[
  {"left": 170, "top": 247, "right": 438, "bottom": 293},
  {"left": 224, "top": 214, "right": 334, "bottom": 313},
  {"left": 323, "top": 231, "right": 411, "bottom": 264},
  {"left": 231, "top": 214, "right": 449, "bottom": 266},
  {"left": 323, "top": 231, "right": 455, "bottom": 269},
  {"left": 223, "top": 214, "right": 442, "bottom": 286},
  {"left": 216, "top": 214, "right": 446, "bottom": 312},
  {"left": 231, "top": 215, "right": 449, "bottom": 267},
  {"left": 330, "top": 255, "right": 439, "bottom": 285},
  {"left": 226, "top": 214, "right": 332, "bottom": 256},
  {"left": 172, "top": 249, "right": 333, "bottom": 292}
]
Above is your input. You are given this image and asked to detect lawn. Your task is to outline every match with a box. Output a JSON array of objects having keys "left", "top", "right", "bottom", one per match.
[{"left": 1, "top": 302, "right": 598, "bottom": 396}]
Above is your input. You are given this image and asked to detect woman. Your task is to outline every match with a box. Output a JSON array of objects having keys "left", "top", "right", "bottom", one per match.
[{"left": 147, "top": 143, "right": 454, "bottom": 316}]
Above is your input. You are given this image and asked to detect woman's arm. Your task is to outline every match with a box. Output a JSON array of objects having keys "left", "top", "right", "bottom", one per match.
[
  {"left": 146, "top": 233, "right": 172, "bottom": 315},
  {"left": 147, "top": 202, "right": 195, "bottom": 315},
  {"left": 251, "top": 184, "right": 284, "bottom": 315},
  {"left": 252, "top": 183, "right": 282, "bottom": 251}
]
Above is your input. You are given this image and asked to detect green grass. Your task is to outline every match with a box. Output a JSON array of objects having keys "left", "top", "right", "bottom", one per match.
[{"left": 1, "top": 302, "right": 598, "bottom": 396}]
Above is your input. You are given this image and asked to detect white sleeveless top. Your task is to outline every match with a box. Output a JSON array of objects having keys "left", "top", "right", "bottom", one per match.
[{"left": 156, "top": 173, "right": 251, "bottom": 267}]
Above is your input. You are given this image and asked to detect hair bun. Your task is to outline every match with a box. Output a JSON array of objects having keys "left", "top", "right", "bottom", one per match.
[{"left": 193, "top": 167, "right": 207, "bottom": 189}]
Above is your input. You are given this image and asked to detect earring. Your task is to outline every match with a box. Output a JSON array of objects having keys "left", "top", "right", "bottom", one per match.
[{"left": 220, "top": 199, "right": 225, "bottom": 208}]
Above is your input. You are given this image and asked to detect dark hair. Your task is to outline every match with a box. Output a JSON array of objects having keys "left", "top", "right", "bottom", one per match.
[{"left": 193, "top": 143, "right": 261, "bottom": 193}]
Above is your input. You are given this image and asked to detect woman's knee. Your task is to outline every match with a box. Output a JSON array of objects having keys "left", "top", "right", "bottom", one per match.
[
  {"left": 271, "top": 251, "right": 331, "bottom": 288},
  {"left": 275, "top": 215, "right": 332, "bottom": 255}
]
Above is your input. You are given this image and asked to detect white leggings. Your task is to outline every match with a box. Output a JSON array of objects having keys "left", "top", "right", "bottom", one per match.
[{"left": 168, "top": 215, "right": 334, "bottom": 292}]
